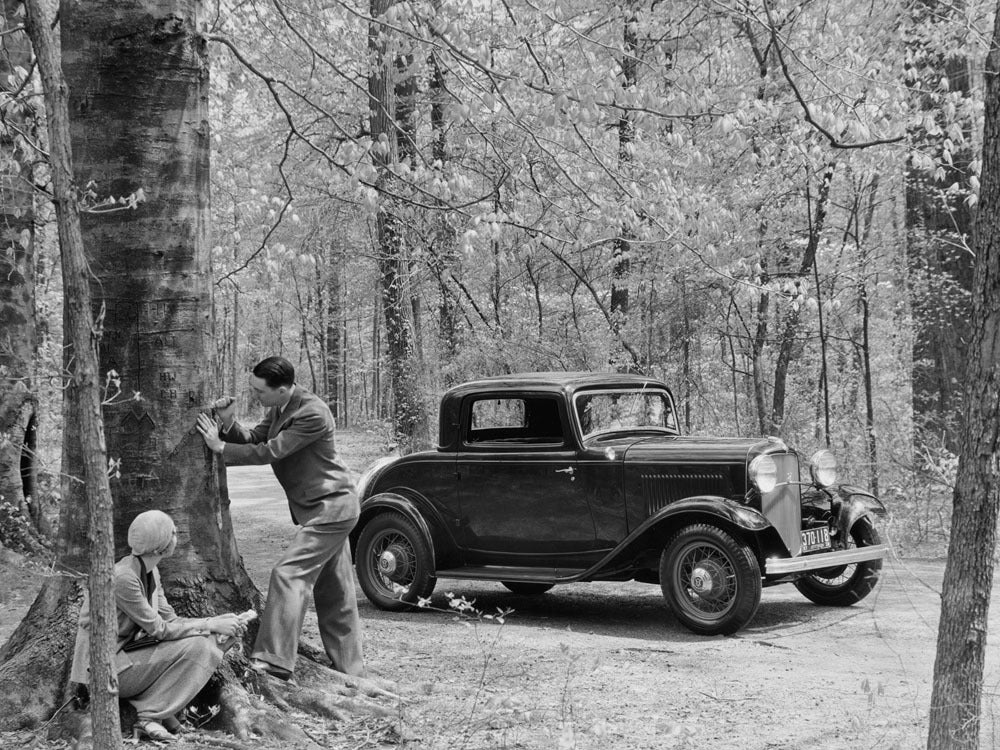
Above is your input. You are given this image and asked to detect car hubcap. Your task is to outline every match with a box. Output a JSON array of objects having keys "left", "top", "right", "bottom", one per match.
[
  {"left": 690, "top": 563, "right": 721, "bottom": 596},
  {"left": 677, "top": 543, "right": 736, "bottom": 616},
  {"left": 373, "top": 535, "right": 415, "bottom": 588},
  {"left": 378, "top": 548, "right": 401, "bottom": 576}
]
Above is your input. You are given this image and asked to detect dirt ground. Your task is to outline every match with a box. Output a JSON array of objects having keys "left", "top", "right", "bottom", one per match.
[{"left": 3, "top": 430, "right": 1000, "bottom": 749}]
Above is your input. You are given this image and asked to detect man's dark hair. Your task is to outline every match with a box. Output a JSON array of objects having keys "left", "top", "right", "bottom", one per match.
[{"left": 252, "top": 356, "right": 295, "bottom": 388}]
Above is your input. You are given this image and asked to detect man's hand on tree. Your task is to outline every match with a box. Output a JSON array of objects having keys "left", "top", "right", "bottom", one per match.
[{"left": 196, "top": 413, "right": 225, "bottom": 454}]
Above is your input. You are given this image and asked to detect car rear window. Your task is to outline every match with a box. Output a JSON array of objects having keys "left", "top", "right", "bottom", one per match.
[{"left": 467, "top": 396, "right": 565, "bottom": 445}]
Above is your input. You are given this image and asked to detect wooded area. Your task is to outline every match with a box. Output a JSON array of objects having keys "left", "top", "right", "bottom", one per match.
[{"left": 0, "top": 0, "right": 998, "bottom": 748}]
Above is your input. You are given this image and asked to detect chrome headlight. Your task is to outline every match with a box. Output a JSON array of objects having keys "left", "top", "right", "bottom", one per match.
[
  {"left": 809, "top": 450, "right": 837, "bottom": 487},
  {"left": 748, "top": 455, "right": 778, "bottom": 494}
]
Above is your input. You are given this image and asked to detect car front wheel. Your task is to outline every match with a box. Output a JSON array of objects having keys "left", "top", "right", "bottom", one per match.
[
  {"left": 356, "top": 513, "right": 436, "bottom": 611},
  {"left": 794, "top": 517, "right": 882, "bottom": 606},
  {"left": 660, "top": 524, "right": 762, "bottom": 636}
]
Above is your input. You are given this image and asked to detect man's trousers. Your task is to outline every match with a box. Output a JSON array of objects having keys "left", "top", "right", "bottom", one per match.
[{"left": 252, "top": 516, "right": 365, "bottom": 676}]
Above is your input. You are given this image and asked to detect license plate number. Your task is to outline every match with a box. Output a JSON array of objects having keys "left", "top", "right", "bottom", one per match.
[{"left": 801, "top": 526, "right": 831, "bottom": 552}]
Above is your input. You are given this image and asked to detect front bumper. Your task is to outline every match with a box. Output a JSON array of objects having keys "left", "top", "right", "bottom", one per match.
[{"left": 765, "top": 545, "right": 887, "bottom": 576}]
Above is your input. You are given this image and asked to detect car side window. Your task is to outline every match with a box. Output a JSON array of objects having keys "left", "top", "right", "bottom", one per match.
[{"left": 466, "top": 397, "right": 565, "bottom": 446}]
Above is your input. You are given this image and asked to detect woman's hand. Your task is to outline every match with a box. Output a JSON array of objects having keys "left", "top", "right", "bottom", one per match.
[{"left": 207, "top": 613, "right": 244, "bottom": 637}]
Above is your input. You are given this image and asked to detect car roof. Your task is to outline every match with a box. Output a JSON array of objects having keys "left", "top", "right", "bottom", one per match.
[
  {"left": 444, "top": 371, "right": 670, "bottom": 397},
  {"left": 437, "top": 372, "right": 674, "bottom": 451}
]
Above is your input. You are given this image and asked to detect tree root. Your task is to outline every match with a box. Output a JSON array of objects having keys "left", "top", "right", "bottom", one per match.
[{"left": 212, "top": 653, "right": 409, "bottom": 746}]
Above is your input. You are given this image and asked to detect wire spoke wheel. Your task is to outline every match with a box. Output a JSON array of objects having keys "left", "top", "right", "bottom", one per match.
[
  {"left": 676, "top": 543, "right": 738, "bottom": 616},
  {"left": 660, "top": 524, "right": 761, "bottom": 636},
  {"left": 356, "top": 512, "right": 436, "bottom": 611},
  {"left": 795, "top": 517, "right": 882, "bottom": 606}
]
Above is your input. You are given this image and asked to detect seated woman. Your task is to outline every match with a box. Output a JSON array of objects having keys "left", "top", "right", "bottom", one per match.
[{"left": 70, "top": 510, "right": 246, "bottom": 741}]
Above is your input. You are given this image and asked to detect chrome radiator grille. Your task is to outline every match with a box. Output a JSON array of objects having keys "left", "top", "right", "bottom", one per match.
[{"left": 759, "top": 453, "right": 802, "bottom": 556}]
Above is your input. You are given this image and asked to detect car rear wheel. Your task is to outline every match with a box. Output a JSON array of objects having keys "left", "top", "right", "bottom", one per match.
[
  {"left": 501, "top": 581, "right": 554, "bottom": 595},
  {"left": 660, "top": 524, "right": 762, "bottom": 636},
  {"left": 794, "top": 517, "right": 882, "bottom": 606},
  {"left": 356, "top": 513, "right": 436, "bottom": 611}
]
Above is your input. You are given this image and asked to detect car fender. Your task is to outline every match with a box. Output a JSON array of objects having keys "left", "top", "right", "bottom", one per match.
[
  {"left": 829, "top": 485, "right": 886, "bottom": 542},
  {"left": 646, "top": 495, "right": 771, "bottom": 533},
  {"left": 352, "top": 492, "right": 438, "bottom": 566},
  {"left": 585, "top": 496, "right": 773, "bottom": 577}
]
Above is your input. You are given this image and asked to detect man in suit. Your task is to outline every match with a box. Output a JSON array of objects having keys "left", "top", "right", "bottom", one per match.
[{"left": 196, "top": 356, "right": 364, "bottom": 679}]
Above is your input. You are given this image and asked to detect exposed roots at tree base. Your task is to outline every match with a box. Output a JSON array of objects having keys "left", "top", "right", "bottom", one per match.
[
  {"left": 208, "top": 649, "right": 408, "bottom": 748},
  {"left": 56, "top": 647, "right": 410, "bottom": 750}
]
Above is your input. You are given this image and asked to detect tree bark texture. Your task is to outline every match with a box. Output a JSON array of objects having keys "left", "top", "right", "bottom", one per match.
[
  {"left": 10, "top": 2, "right": 121, "bottom": 745},
  {"left": 0, "top": 7, "right": 41, "bottom": 547},
  {"left": 609, "top": 3, "right": 640, "bottom": 373},
  {"left": 369, "top": 0, "right": 430, "bottom": 453},
  {"left": 324, "top": 243, "right": 342, "bottom": 418},
  {"left": 904, "top": 0, "right": 976, "bottom": 451},
  {"left": 61, "top": 0, "right": 257, "bottom": 602},
  {"left": 927, "top": 5, "right": 1000, "bottom": 747}
]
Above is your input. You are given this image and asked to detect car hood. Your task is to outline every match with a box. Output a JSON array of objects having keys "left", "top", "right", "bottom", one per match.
[{"left": 585, "top": 434, "right": 787, "bottom": 464}]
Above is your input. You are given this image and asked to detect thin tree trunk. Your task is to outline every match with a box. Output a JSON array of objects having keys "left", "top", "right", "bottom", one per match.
[
  {"left": 369, "top": 0, "right": 429, "bottom": 452},
  {"left": 18, "top": 2, "right": 120, "bottom": 745},
  {"left": 768, "top": 163, "right": 835, "bottom": 436},
  {"left": 0, "top": 10, "right": 42, "bottom": 549},
  {"left": 927, "top": 6, "right": 1000, "bottom": 747},
  {"left": 325, "top": 243, "right": 342, "bottom": 417},
  {"left": 610, "top": 2, "right": 638, "bottom": 373}
]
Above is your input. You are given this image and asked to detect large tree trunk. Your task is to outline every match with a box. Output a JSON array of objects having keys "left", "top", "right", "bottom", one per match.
[
  {"left": 61, "top": 0, "right": 257, "bottom": 608},
  {"left": 926, "top": 6, "right": 1000, "bottom": 747},
  {"left": 0, "top": 5, "right": 44, "bottom": 552},
  {"left": 3, "top": 0, "right": 255, "bottom": 740}
]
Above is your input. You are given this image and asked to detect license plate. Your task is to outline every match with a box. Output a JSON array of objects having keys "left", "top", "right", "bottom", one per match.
[{"left": 801, "top": 526, "right": 831, "bottom": 553}]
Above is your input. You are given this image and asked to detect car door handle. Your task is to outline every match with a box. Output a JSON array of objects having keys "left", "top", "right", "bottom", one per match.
[{"left": 555, "top": 467, "right": 575, "bottom": 477}]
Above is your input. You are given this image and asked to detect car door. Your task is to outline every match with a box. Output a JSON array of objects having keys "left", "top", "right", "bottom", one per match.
[{"left": 456, "top": 393, "right": 599, "bottom": 566}]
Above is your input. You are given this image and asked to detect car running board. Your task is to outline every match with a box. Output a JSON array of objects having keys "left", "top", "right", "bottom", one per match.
[{"left": 435, "top": 566, "right": 587, "bottom": 584}]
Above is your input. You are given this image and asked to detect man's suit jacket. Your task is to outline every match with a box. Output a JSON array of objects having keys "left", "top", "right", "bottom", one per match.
[{"left": 222, "top": 388, "right": 359, "bottom": 525}]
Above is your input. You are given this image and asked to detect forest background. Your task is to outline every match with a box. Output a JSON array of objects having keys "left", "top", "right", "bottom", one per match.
[
  {"left": 5, "top": 0, "right": 985, "bottom": 553},
  {"left": 0, "top": 0, "right": 997, "bottom": 747}
]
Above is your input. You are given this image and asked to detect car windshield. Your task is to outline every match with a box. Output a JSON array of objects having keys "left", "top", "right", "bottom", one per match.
[{"left": 574, "top": 388, "right": 678, "bottom": 439}]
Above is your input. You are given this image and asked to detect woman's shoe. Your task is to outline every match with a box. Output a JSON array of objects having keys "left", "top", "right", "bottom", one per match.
[
  {"left": 134, "top": 719, "right": 175, "bottom": 742},
  {"left": 161, "top": 716, "right": 191, "bottom": 735}
]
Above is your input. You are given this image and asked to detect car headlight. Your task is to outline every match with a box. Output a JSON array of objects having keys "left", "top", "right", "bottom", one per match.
[
  {"left": 748, "top": 455, "right": 778, "bottom": 494},
  {"left": 809, "top": 450, "right": 837, "bottom": 487}
]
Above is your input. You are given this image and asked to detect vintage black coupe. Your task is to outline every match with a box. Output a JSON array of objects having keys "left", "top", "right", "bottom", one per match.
[{"left": 351, "top": 372, "right": 887, "bottom": 635}]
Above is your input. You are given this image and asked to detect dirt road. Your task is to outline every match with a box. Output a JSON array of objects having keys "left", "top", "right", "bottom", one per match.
[{"left": 226, "top": 464, "right": 1000, "bottom": 750}]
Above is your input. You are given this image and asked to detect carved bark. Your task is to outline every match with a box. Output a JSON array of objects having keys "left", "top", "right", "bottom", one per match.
[{"left": 927, "top": 6, "right": 1000, "bottom": 747}]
